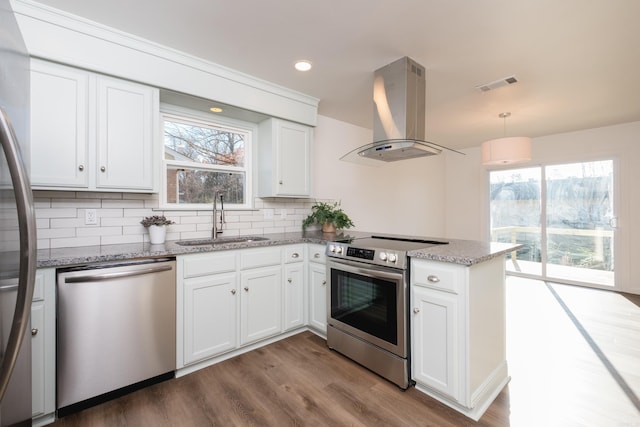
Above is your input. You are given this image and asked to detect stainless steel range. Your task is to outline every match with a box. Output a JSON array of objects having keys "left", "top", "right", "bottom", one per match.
[{"left": 325, "top": 235, "right": 447, "bottom": 389}]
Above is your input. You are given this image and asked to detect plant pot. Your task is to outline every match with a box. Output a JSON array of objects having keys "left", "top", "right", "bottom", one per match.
[
  {"left": 148, "top": 225, "right": 167, "bottom": 244},
  {"left": 322, "top": 222, "right": 336, "bottom": 233}
]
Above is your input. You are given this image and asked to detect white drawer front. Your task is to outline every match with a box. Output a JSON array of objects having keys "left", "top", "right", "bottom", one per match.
[
  {"left": 284, "top": 245, "right": 305, "bottom": 263},
  {"left": 240, "top": 247, "right": 282, "bottom": 269},
  {"left": 411, "top": 260, "right": 464, "bottom": 294},
  {"left": 183, "top": 252, "right": 237, "bottom": 278},
  {"left": 307, "top": 245, "right": 326, "bottom": 264}
]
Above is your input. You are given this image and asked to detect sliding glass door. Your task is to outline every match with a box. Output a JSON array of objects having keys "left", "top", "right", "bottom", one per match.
[{"left": 490, "top": 160, "right": 615, "bottom": 287}]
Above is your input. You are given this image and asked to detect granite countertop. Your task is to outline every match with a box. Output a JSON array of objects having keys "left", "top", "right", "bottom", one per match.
[
  {"left": 37, "top": 230, "right": 522, "bottom": 268},
  {"left": 36, "top": 231, "right": 342, "bottom": 268},
  {"left": 408, "top": 238, "right": 523, "bottom": 266}
]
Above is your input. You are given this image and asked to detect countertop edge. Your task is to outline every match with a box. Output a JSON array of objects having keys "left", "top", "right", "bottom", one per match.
[{"left": 408, "top": 241, "right": 523, "bottom": 266}]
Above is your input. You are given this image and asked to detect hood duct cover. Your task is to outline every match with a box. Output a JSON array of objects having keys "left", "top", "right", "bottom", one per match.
[{"left": 342, "top": 57, "right": 461, "bottom": 165}]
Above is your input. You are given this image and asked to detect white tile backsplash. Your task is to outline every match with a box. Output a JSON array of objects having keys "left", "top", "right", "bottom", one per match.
[{"left": 33, "top": 190, "right": 323, "bottom": 249}]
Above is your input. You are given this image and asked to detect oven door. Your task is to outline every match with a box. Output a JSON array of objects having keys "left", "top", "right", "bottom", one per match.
[{"left": 327, "top": 258, "right": 407, "bottom": 357}]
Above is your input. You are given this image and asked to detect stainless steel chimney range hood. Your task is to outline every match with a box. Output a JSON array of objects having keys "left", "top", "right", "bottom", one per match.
[{"left": 341, "top": 57, "right": 462, "bottom": 165}]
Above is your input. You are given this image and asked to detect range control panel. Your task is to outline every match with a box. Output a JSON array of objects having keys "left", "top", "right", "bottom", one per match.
[{"left": 326, "top": 243, "right": 405, "bottom": 269}]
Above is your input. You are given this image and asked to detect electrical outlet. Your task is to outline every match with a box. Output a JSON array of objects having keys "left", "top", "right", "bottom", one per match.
[{"left": 85, "top": 209, "right": 97, "bottom": 225}]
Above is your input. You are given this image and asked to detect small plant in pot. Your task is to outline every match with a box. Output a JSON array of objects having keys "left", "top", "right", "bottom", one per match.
[
  {"left": 140, "top": 215, "right": 175, "bottom": 244},
  {"left": 302, "top": 201, "right": 354, "bottom": 233}
]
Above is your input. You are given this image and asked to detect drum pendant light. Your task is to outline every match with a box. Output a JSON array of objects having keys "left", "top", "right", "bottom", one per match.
[{"left": 481, "top": 112, "right": 531, "bottom": 165}]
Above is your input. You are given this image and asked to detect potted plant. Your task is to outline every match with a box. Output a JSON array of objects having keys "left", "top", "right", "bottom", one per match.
[
  {"left": 302, "top": 201, "right": 354, "bottom": 233},
  {"left": 140, "top": 215, "right": 175, "bottom": 244}
]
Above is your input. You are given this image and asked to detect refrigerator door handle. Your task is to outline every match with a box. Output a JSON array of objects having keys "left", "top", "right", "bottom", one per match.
[{"left": 0, "top": 107, "right": 37, "bottom": 401}]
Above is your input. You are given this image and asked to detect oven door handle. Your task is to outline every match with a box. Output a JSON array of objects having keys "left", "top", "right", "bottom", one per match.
[{"left": 327, "top": 258, "right": 405, "bottom": 282}]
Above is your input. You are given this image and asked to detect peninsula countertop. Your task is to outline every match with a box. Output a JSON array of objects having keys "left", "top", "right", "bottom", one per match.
[{"left": 36, "top": 230, "right": 522, "bottom": 268}]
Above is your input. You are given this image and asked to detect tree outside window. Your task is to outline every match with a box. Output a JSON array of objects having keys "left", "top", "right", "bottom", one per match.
[{"left": 162, "top": 114, "right": 252, "bottom": 208}]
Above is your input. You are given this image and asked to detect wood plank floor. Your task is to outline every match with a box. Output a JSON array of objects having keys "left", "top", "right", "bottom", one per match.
[{"left": 52, "top": 278, "right": 640, "bottom": 427}]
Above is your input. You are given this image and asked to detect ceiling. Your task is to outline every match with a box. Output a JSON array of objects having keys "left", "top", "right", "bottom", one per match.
[{"left": 29, "top": 0, "right": 640, "bottom": 150}]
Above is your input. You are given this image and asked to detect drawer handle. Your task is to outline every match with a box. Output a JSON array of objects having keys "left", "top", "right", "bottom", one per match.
[
  {"left": 244, "top": 286, "right": 249, "bottom": 292},
  {"left": 31, "top": 328, "right": 38, "bottom": 336},
  {"left": 291, "top": 252, "right": 300, "bottom": 259},
  {"left": 314, "top": 253, "right": 321, "bottom": 258},
  {"left": 427, "top": 275, "right": 440, "bottom": 283},
  {"left": 231, "top": 289, "right": 236, "bottom": 295},
  {"left": 287, "top": 278, "right": 292, "bottom": 283},
  {"left": 413, "top": 308, "right": 420, "bottom": 314}
]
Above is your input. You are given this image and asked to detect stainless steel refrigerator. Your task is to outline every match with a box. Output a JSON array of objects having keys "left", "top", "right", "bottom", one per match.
[{"left": 0, "top": 0, "right": 38, "bottom": 425}]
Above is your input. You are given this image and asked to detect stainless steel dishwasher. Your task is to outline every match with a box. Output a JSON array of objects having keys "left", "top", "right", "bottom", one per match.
[{"left": 56, "top": 258, "right": 176, "bottom": 415}]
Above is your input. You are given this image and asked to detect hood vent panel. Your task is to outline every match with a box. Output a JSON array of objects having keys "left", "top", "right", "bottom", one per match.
[
  {"left": 342, "top": 57, "right": 462, "bottom": 165},
  {"left": 356, "top": 140, "right": 441, "bottom": 162}
]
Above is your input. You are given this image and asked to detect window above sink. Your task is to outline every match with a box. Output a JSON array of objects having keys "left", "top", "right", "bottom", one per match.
[{"left": 160, "top": 104, "right": 257, "bottom": 210}]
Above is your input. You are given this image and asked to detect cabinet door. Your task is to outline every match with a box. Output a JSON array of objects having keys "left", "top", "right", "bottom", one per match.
[
  {"left": 96, "top": 76, "right": 156, "bottom": 190},
  {"left": 276, "top": 120, "right": 311, "bottom": 196},
  {"left": 283, "top": 263, "right": 305, "bottom": 331},
  {"left": 240, "top": 266, "right": 282, "bottom": 345},
  {"left": 31, "top": 268, "right": 56, "bottom": 420},
  {"left": 31, "top": 302, "right": 45, "bottom": 418},
  {"left": 183, "top": 273, "right": 238, "bottom": 365},
  {"left": 308, "top": 262, "right": 327, "bottom": 333},
  {"left": 411, "top": 286, "right": 460, "bottom": 401},
  {"left": 30, "top": 60, "right": 89, "bottom": 188}
]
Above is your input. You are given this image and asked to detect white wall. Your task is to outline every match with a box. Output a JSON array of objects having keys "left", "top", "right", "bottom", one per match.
[
  {"left": 445, "top": 120, "right": 640, "bottom": 294},
  {"left": 313, "top": 115, "right": 446, "bottom": 237}
]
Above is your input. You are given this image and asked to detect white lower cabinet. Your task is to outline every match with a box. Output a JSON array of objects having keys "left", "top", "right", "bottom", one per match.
[
  {"left": 410, "top": 257, "right": 509, "bottom": 421},
  {"left": 411, "top": 285, "right": 460, "bottom": 399},
  {"left": 178, "top": 244, "right": 315, "bottom": 371},
  {"left": 183, "top": 273, "right": 238, "bottom": 365},
  {"left": 179, "top": 251, "right": 238, "bottom": 366},
  {"left": 32, "top": 268, "right": 56, "bottom": 425},
  {"left": 240, "top": 266, "right": 282, "bottom": 345},
  {"left": 283, "top": 245, "right": 305, "bottom": 331},
  {"left": 307, "top": 244, "right": 327, "bottom": 334},
  {"left": 283, "top": 263, "right": 304, "bottom": 330}
]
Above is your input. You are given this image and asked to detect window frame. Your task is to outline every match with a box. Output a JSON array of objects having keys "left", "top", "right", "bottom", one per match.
[{"left": 159, "top": 104, "right": 256, "bottom": 210}]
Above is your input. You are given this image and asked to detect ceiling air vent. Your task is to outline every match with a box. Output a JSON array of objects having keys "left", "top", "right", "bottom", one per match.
[{"left": 475, "top": 75, "right": 519, "bottom": 92}]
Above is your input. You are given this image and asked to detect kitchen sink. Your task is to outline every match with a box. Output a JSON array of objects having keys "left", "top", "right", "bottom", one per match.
[{"left": 175, "top": 236, "right": 270, "bottom": 246}]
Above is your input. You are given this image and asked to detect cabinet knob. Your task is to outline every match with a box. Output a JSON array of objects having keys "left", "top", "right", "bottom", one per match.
[
  {"left": 279, "top": 180, "right": 283, "bottom": 185},
  {"left": 291, "top": 252, "right": 299, "bottom": 259},
  {"left": 244, "top": 286, "right": 249, "bottom": 292},
  {"left": 100, "top": 166, "right": 106, "bottom": 172},
  {"left": 31, "top": 328, "right": 38, "bottom": 336},
  {"left": 321, "top": 280, "right": 326, "bottom": 286},
  {"left": 78, "top": 165, "right": 84, "bottom": 171},
  {"left": 287, "top": 278, "right": 292, "bottom": 283},
  {"left": 314, "top": 253, "right": 320, "bottom": 258},
  {"left": 231, "top": 289, "right": 236, "bottom": 295},
  {"left": 413, "top": 308, "right": 420, "bottom": 314},
  {"left": 427, "top": 275, "right": 440, "bottom": 283}
]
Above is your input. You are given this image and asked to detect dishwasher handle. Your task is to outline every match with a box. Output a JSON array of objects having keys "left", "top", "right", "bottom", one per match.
[{"left": 63, "top": 264, "right": 173, "bottom": 284}]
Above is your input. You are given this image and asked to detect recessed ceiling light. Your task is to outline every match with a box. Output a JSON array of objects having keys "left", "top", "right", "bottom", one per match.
[
  {"left": 294, "top": 60, "right": 312, "bottom": 72},
  {"left": 209, "top": 107, "right": 223, "bottom": 113}
]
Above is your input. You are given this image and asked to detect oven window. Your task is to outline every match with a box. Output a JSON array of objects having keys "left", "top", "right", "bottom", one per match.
[{"left": 330, "top": 269, "right": 398, "bottom": 344}]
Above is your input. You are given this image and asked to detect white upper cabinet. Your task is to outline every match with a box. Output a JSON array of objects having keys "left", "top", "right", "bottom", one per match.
[
  {"left": 30, "top": 60, "right": 89, "bottom": 188},
  {"left": 258, "top": 118, "right": 312, "bottom": 198},
  {"left": 30, "top": 59, "right": 158, "bottom": 192},
  {"left": 95, "top": 75, "right": 156, "bottom": 190}
]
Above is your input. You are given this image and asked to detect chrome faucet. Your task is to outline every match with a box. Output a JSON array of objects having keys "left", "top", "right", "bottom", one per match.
[{"left": 212, "top": 193, "right": 220, "bottom": 240}]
